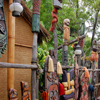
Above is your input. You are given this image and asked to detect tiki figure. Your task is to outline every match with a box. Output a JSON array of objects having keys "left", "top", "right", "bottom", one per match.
[
  {"left": 8, "top": 88, "right": 18, "bottom": 100},
  {"left": 63, "top": 19, "right": 70, "bottom": 42},
  {"left": 21, "top": 81, "right": 31, "bottom": 100}
]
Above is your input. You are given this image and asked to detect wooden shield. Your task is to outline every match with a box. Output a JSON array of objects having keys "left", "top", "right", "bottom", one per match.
[{"left": 0, "top": 0, "right": 7, "bottom": 57}]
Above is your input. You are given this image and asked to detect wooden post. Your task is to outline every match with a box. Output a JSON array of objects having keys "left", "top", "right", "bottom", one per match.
[
  {"left": 53, "top": 28, "right": 58, "bottom": 60},
  {"left": 62, "top": 44, "right": 68, "bottom": 65},
  {"left": 31, "top": 33, "right": 37, "bottom": 100},
  {"left": 7, "top": 0, "right": 15, "bottom": 93},
  {"left": 32, "top": 0, "right": 41, "bottom": 99}
]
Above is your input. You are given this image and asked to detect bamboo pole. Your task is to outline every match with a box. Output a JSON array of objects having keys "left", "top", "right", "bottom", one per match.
[
  {"left": 58, "top": 35, "right": 86, "bottom": 50},
  {"left": 7, "top": 0, "right": 15, "bottom": 92},
  {"left": 0, "top": 62, "right": 37, "bottom": 69}
]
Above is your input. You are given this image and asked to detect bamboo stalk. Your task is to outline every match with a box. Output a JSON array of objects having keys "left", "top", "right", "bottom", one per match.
[{"left": 7, "top": 0, "right": 15, "bottom": 94}]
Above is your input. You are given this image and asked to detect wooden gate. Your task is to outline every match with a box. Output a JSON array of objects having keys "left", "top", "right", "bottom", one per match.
[{"left": 44, "top": 50, "right": 59, "bottom": 100}]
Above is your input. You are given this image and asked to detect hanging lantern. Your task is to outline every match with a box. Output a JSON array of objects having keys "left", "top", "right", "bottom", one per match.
[
  {"left": 91, "top": 51, "right": 97, "bottom": 62},
  {"left": 9, "top": 0, "right": 23, "bottom": 17},
  {"left": 53, "top": 0, "right": 62, "bottom": 9},
  {"left": 75, "top": 44, "right": 82, "bottom": 56},
  {"left": 93, "top": 40, "right": 98, "bottom": 52}
]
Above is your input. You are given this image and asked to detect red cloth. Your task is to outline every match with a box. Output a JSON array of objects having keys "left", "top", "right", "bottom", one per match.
[
  {"left": 59, "top": 82, "right": 65, "bottom": 96},
  {"left": 41, "top": 91, "right": 47, "bottom": 100}
]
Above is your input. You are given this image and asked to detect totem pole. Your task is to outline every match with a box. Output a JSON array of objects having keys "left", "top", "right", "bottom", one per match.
[
  {"left": 31, "top": 0, "right": 41, "bottom": 99},
  {"left": 44, "top": 50, "right": 59, "bottom": 100},
  {"left": 21, "top": 81, "right": 31, "bottom": 100},
  {"left": 0, "top": 0, "right": 7, "bottom": 57},
  {"left": 74, "top": 44, "right": 82, "bottom": 100},
  {"left": 50, "top": 0, "right": 62, "bottom": 60},
  {"left": 62, "top": 19, "right": 70, "bottom": 65}
]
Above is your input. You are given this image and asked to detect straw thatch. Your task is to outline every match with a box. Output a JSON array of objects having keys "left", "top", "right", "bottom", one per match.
[{"left": 21, "top": 0, "right": 50, "bottom": 44}]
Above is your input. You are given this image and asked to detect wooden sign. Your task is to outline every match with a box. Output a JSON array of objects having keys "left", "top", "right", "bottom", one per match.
[{"left": 0, "top": 0, "right": 7, "bottom": 57}]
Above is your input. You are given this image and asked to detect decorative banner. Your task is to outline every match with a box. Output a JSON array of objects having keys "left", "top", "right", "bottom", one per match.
[
  {"left": 0, "top": 0, "right": 7, "bottom": 57},
  {"left": 8, "top": 88, "right": 18, "bottom": 100},
  {"left": 21, "top": 81, "right": 31, "bottom": 100},
  {"left": 32, "top": 0, "right": 41, "bottom": 33}
]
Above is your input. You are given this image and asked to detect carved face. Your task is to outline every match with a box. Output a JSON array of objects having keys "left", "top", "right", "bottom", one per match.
[{"left": 63, "top": 19, "right": 70, "bottom": 26}]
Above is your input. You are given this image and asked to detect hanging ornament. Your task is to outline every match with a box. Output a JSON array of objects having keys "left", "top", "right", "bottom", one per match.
[
  {"left": 57, "top": 62, "right": 63, "bottom": 75},
  {"left": 48, "top": 55, "right": 54, "bottom": 72}
]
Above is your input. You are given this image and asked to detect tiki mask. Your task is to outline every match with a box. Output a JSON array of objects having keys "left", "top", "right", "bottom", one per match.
[
  {"left": 21, "top": 81, "right": 31, "bottom": 100},
  {"left": 8, "top": 88, "right": 18, "bottom": 100}
]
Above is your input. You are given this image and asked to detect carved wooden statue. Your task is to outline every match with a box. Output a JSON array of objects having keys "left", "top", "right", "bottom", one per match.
[
  {"left": 8, "top": 88, "right": 18, "bottom": 100},
  {"left": 63, "top": 19, "right": 70, "bottom": 42},
  {"left": 21, "top": 81, "right": 31, "bottom": 100}
]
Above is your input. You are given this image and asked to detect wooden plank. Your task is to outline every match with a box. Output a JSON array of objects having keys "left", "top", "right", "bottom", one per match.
[
  {"left": 0, "top": 62, "right": 37, "bottom": 69},
  {"left": 58, "top": 35, "right": 86, "bottom": 50}
]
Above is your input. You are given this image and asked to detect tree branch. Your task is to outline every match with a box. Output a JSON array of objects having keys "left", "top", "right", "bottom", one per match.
[{"left": 91, "top": 10, "right": 99, "bottom": 49}]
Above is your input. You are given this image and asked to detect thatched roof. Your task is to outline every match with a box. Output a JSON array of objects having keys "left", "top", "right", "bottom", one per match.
[{"left": 21, "top": 0, "right": 50, "bottom": 44}]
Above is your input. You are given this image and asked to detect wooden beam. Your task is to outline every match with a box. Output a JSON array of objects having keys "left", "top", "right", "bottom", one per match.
[
  {"left": 58, "top": 35, "right": 86, "bottom": 50},
  {"left": 0, "top": 62, "right": 37, "bottom": 69},
  {"left": 62, "top": 65, "right": 74, "bottom": 69}
]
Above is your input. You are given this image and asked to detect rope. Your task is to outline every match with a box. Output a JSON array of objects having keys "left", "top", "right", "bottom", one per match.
[{"left": 50, "top": 8, "right": 58, "bottom": 32}]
